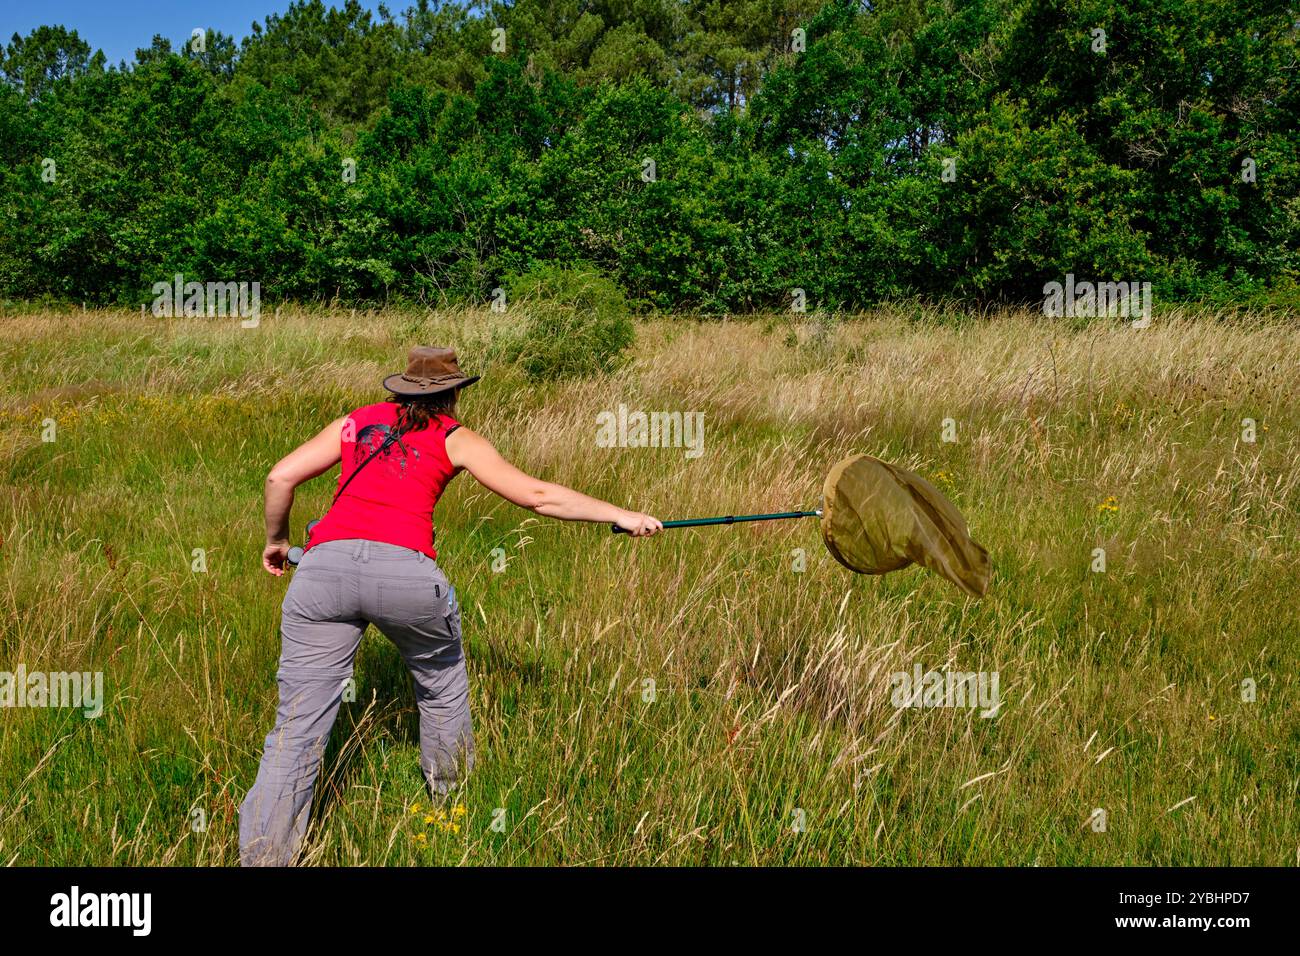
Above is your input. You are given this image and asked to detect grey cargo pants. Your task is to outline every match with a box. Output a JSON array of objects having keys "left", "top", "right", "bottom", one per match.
[{"left": 239, "top": 538, "right": 473, "bottom": 867}]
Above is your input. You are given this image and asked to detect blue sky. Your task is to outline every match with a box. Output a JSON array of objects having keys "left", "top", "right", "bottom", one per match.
[{"left": 2, "top": 1, "right": 386, "bottom": 67}]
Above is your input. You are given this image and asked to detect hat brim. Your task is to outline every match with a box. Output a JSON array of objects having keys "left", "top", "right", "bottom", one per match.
[{"left": 382, "top": 373, "right": 480, "bottom": 397}]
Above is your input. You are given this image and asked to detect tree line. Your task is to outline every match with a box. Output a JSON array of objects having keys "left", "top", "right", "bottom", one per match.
[{"left": 1, "top": 0, "right": 1296, "bottom": 312}]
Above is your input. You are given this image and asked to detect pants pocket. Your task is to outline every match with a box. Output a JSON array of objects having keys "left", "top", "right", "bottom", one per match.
[
  {"left": 283, "top": 569, "right": 342, "bottom": 621},
  {"left": 445, "top": 585, "right": 462, "bottom": 645},
  {"left": 378, "top": 580, "right": 443, "bottom": 628}
]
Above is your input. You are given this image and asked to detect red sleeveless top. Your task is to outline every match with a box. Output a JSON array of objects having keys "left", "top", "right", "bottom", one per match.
[{"left": 304, "top": 402, "right": 460, "bottom": 560}]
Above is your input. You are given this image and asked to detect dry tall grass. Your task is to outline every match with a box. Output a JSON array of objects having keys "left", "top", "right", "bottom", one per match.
[{"left": 0, "top": 304, "right": 1295, "bottom": 865}]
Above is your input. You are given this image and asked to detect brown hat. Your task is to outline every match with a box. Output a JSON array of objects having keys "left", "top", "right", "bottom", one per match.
[{"left": 383, "top": 346, "right": 480, "bottom": 397}]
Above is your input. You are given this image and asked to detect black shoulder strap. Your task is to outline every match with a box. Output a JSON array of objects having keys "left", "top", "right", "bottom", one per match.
[{"left": 331, "top": 424, "right": 407, "bottom": 506}]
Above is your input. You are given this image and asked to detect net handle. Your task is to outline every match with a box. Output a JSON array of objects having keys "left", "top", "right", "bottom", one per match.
[{"left": 611, "top": 510, "right": 821, "bottom": 534}]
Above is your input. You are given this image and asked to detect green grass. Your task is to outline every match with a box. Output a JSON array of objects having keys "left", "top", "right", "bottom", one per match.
[{"left": 0, "top": 304, "right": 1296, "bottom": 866}]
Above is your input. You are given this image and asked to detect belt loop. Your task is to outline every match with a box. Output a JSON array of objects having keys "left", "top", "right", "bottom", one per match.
[
  {"left": 361, "top": 540, "right": 371, "bottom": 563},
  {"left": 350, "top": 540, "right": 362, "bottom": 562}
]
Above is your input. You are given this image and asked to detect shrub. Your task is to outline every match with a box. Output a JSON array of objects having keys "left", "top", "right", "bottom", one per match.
[{"left": 491, "top": 263, "right": 635, "bottom": 382}]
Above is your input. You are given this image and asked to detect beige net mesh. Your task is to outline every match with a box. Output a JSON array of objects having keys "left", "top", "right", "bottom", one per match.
[{"left": 820, "top": 454, "right": 991, "bottom": 597}]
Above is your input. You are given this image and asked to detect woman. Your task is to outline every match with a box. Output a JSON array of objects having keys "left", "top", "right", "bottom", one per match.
[{"left": 239, "top": 346, "right": 661, "bottom": 866}]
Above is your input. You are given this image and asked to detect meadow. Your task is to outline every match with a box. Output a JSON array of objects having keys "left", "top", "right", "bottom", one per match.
[{"left": 0, "top": 304, "right": 1296, "bottom": 866}]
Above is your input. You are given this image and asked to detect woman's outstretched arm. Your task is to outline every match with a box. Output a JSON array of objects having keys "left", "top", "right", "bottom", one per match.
[{"left": 446, "top": 427, "right": 663, "bottom": 536}]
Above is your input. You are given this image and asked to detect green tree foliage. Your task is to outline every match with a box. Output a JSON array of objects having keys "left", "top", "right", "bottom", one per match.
[
  {"left": 236, "top": 0, "right": 405, "bottom": 124},
  {"left": 0, "top": 0, "right": 1295, "bottom": 310},
  {"left": 2, "top": 25, "right": 104, "bottom": 100}
]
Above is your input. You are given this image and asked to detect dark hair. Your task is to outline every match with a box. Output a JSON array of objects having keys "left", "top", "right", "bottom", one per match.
[{"left": 388, "top": 388, "right": 460, "bottom": 433}]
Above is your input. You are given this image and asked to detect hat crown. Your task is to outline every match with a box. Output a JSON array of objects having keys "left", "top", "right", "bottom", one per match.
[{"left": 406, "top": 346, "right": 462, "bottom": 380}]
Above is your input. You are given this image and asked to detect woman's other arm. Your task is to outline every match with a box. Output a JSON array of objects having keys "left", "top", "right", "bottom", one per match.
[{"left": 262, "top": 416, "right": 347, "bottom": 574}]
